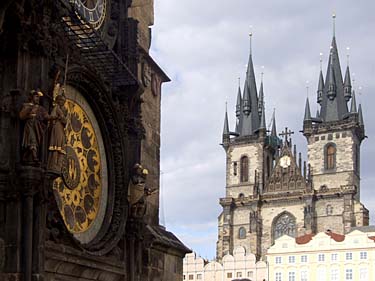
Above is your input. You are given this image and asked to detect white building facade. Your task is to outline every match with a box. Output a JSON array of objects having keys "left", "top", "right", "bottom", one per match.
[
  {"left": 183, "top": 246, "right": 268, "bottom": 281},
  {"left": 267, "top": 229, "right": 375, "bottom": 281}
]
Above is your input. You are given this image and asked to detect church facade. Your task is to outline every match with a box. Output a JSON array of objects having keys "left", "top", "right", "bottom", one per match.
[{"left": 216, "top": 31, "right": 369, "bottom": 261}]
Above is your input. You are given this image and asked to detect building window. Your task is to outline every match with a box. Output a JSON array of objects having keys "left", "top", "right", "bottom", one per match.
[
  {"left": 197, "top": 274, "right": 202, "bottom": 280},
  {"left": 247, "top": 271, "right": 253, "bottom": 278},
  {"left": 288, "top": 271, "right": 295, "bottom": 281},
  {"left": 236, "top": 272, "right": 242, "bottom": 277},
  {"left": 345, "top": 269, "right": 353, "bottom": 281},
  {"left": 227, "top": 272, "right": 232, "bottom": 278},
  {"left": 275, "top": 256, "right": 282, "bottom": 264},
  {"left": 301, "top": 270, "right": 308, "bottom": 281},
  {"left": 188, "top": 274, "right": 194, "bottom": 280},
  {"left": 183, "top": 275, "right": 186, "bottom": 280},
  {"left": 345, "top": 252, "right": 352, "bottom": 260},
  {"left": 273, "top": 212, "right": 296, "bottom": 241},
  {"left": 331, "top": 253, "right": 338, "bottom": 261},
  {"left": 240, "top": 156, "right": 249, "bottom": 182},
  {"left": 233, "top": 161, "right": 238, "bottom": 176},
  {"left": 238, "top": 227, "right": 246, "bottom": 239},
  {"left": 359, "top": 268, "right": 368, "bottom": 281},
  {"left": 326, "top": 204, "right": 333, "bottom": 215},
  {"left": 331, "top": 269, "right": 339, "bottom": 281},
  {"left": 288, "top": 256, "right": 295, "bottom": 263},
  {"left": 275, "top": 272, "right": 282, "bottom": 281},
  {"left": 318, "top": 253, "right": 325, "bottom": 262},
  {"left": 360, "top": 251, "right": 367, "bottom": 259},
  {"left": 317, "top": 268, "right": 326, "bottom": 281},
  {"left": 301, "top": 255, "right": 307, "bottom": 263},
  {"left": 355, "top": 144, "right": 360, "bottom": 174},
  {"left": 325, "top": 143, "right": 336, "bottom": 170}
]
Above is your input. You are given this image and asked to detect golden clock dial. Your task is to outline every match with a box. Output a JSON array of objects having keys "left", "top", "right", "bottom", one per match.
[
  {"left": 53, "top": 86, "right": 108, "bottom": 244},
  {"left": 74, "top": 0, "right": 107, "bottom": 30},
  {"left": 280, "top": 155, "right": 291, "bottom": 168}
]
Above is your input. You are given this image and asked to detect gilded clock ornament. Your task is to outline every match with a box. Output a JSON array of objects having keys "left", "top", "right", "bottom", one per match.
[
  {"left": 53, "top": 86, "right": 108, "bottom": 244},
  {"left": 73, "top": 0, "right": 107, "bottom": 30}
]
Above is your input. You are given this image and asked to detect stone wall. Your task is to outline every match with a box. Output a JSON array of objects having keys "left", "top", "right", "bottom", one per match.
[{"left": 307, "top": 129, "right": 360, "bottom": 192}]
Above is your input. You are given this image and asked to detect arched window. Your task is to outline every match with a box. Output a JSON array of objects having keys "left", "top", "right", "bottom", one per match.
[
  {"left": 325, "top": 143, "right": 336, "bottom": 170},
  {"left": 238, "top": 227, "right": 246, "bottom": 239},
  {"left": 240, "top": 156, "right": 249, "bottom": 182},
  {"left": 273, "top": 212, "right": 296, "bottom": 241}
]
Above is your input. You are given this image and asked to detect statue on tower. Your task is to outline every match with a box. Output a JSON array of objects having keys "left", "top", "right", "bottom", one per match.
[{"left": 19, "top": 89, "right": 50, "bottom": 163}]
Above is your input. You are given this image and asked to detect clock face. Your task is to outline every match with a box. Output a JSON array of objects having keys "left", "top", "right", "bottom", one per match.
[
  {"left": 74, "top": 0, "right": 107, "bottom": 30},
  {"left": 53, "top": 86, "right": 108, "bottom": 244},
  {"left": 279, "top": 155, "right": 291, "bottom": 168}
]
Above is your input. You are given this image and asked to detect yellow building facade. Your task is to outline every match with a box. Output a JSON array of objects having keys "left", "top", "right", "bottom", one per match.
[{"left": 267, "top": 229, "right": 375, "bottom": 281}]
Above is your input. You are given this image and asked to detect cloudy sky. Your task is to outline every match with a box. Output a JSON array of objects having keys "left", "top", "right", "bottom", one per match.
[{"left": 150, "top": 0, "right": 375, "bottom": 259}]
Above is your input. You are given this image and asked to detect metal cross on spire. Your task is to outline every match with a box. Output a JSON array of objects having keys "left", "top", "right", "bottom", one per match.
[{"left": 279, "top": 127, "right": 294, "bottom": 144}]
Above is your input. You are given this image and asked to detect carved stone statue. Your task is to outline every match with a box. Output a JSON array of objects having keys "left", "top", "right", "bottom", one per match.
[
  {"left": 128, "top": 163, "right": 157, "bottom": 219},
  {"left": 47, "top": 90, "right": 67, "bottom": 174},
  {"left": 19, "top": 90, "right": 50, "bottom": 162}
]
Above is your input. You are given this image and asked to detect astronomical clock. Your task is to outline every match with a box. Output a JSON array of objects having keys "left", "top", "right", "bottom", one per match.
[{"left": 52, "top": 85, "right": 108, "bottom": 245}]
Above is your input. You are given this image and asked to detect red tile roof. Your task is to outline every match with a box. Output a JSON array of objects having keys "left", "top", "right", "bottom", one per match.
[
  {"left": 295, "top": 233, "right": 315, "bottom": 245},
  {"left": 325, "top": 230, "right": 345, "bottom": 242}
]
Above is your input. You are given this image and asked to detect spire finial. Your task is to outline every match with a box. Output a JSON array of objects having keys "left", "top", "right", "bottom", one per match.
[
  {"left": 261, "top": 66, "right": 264, "bottom": 82},
  {"left": 306, "top": 80, "right": 310, "bottom": 98},
  {"left": 346, "top": 47, "right": 350, "bottom": 66},
  {"left": 319, "top": 52, "right": 323, "bottom": 70},
  {"left": 249, "top": 26, "right": 253, "bottom": 55},
  {"left": 238, "top": 77, "right": 241, "bottom": 88},
  {"left": 332, "top": 12, "right": 336, "bottom": 37}
]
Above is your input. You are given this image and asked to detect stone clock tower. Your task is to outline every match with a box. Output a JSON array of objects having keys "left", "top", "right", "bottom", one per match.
[
  {"left": 217, "top": 30, "right": 369, "bottom": 260},
  {"left": 0, "top": 0, "right": 188, "bottom": 280}
]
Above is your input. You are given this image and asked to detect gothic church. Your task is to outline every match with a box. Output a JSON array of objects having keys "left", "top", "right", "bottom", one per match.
[{"left": 217, "top": 29, "right": 369, "bottom": 260}]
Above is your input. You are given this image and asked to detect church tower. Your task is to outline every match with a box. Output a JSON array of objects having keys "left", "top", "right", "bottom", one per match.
[
  {"left": 217, "top": 35, "right": 280, "bottom": 260},
  {"left": 303, "top": 19, "right": 369, "bottom": 234}
]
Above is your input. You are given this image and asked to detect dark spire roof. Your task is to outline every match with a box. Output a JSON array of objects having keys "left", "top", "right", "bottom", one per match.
[
  {"left": 317, "top": 70, "right": 324, "bottom": 104},
  {"left": 235, "top": 85, "right": 243, "bottom": 134},
  {"left": 350, "top": 90, "right": 357, "bottom": 113},
  {"left": 304, "top": 97, "right": 312, "bottom": 121},
  {"left": 223, "top": 104, "right": 229, "bottom": 136},
  {"left": 239, "top": 47, "right": 260, "bottom": 136},
  {"left": 358, "top": 104, "right": 364, "bottom": 126},
  {"left": 236, "top": 85, "right": 242, "bottom": 117},
  {"left": 258, "top": 80, "right": 264, "bottom": 117},
  {"left": 259, "top": 102, "right": 266, "bottom": 130},
  {"left": 271, "top": 111, "right": 277, "bottom": 137},
  {"left": 319, "top": 36, "right": 349, "bottom": 122},
  {"left": 344, "top": 66, "right": 352, "bottom": 101}
]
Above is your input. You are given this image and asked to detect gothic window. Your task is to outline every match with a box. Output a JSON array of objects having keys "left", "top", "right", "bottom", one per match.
[
  {"left": 233, "top": 161, "right": 238, "bottom": 176},
  {"left": 273, "top": 212, "right": 296, "bottom": 241},
  {"left": 240, "top": 156, "right": 249, "bottom": 182},
  {"left": 326, "top": 204, "right": 333, "bottom": 215},
  {"left": 267, "top": 156, "right": 270, "bottom": 178},
  {"left": 238, "top": 227, "right": 246, "bottom": 239},
  {"left": 325, "top": 143, "right": 336, "bottom": 170}
]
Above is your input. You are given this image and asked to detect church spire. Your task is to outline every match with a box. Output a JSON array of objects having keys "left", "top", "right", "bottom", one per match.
[
  {"left": 223, "top": 103, "right": 229, "bottom": 136},
  {"left": 344, "top": 65, "right": 352, "bottom": 101},
  {"left": 318, "top": 16, "right": 348, "bottom": 122},
  {"left": 350, "top": 90, "right": 357, "bottom": 113},
  {"left": 271, "top": 110, "right": 277, "bottom": 137},
  {"left": 304, "top": 97, "right": 312, "bottom": 121},
  {"left": 358, "top": 104, "right": 364, "bottom": 126},
  {"left": 317, "top": 69, "right": 324, "bottom": 104},
  {"left": 239, "top": 32, "right": 260, "bottom": 136}
]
